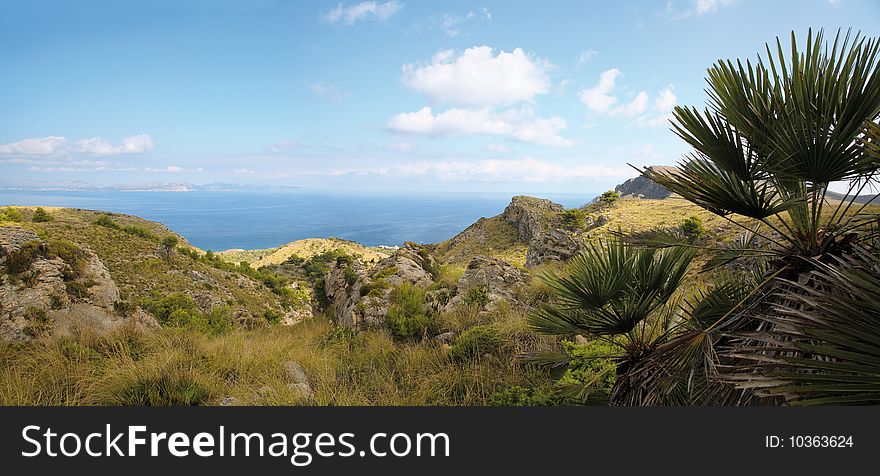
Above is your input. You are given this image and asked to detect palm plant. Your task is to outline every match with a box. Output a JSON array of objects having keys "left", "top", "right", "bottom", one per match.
[
  {"left": 528, "top": 240, "right": 698, "bottom": 403},
  {"left": 644, "top": 29, "right": 880, "bottom": 269},
  {"left": 630, "top": 29, "right": 880, "bottom": 404},
  {"left": 533, "top": 30, "right": 880, "bottom": 405}
]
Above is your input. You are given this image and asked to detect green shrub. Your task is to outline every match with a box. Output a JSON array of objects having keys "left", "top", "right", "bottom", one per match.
[
  {"left": 22, "top": 307, "right": 51, "bottom": 338},
  {"left": 0, "top": 207, "right": 23, "bottom": 222},
  {"left": 386, "top": 283, "right": 431, "bottom": 340},
  {"left": 598, "top": 190, "right": 620, "bottom": 206},
  {"left": 559, "top": 339, "right": 619, "bottom": 394},
  {"left": 65, "top": 281, "right": 90, "bottom": 300},
  {"left": 47, "top": 240, "right": 87, "bottom": 279},
  {"left": 205, "top": 306, "right": 235, "bottom": 335},
  {"left": 559, "top": 208, "right": 587, "bottom": 230},
  {"left": 161, "top": 236, "right": 179, "bottom": 256},
  {"left": 113, "top": 300, "right": 137, "bottom": 317},
  {"left": 5, "top": 240, "right": 43, "bottom": 274},
  {"left": 110, "top": 371, "right": 211, "bottom": 406},
  {"left": 139, "top": 292, "right": 201, "bottom": 327},
  {"left": 463, "top": 286, "right": 489, "bottom": 309},
  {"left": 451, "top": 325, "right": 499, "bottom": 361},
  {"left": 94, "top": 214, "right": 119, "bottom": 229},
  {"left": 32, "top": 207, "right": 52, "bottom": 222},
  {"left": 680, "top": 216, "right": 706, "bottom": 241},
  {"left": 121, "top": 225, "right": 155, "bottom": 240},
  {"left": 263, "top": 308, "right": 283, "bottom": 325},
  {"left": 489, "top": 386, "right": 559, "bottom": 406}
]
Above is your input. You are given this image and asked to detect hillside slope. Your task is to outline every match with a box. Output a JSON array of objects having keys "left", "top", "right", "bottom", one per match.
[
  {"left": 1, "top": 206, "right": 307, "bottom": 340},
  {"left": 219, "top": 237, "right": 392, "bottom": 268}
]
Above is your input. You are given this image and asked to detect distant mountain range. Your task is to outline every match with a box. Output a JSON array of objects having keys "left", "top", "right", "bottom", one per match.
[{"left": 0, "top": 182, "right": 312, "bottom": 193}]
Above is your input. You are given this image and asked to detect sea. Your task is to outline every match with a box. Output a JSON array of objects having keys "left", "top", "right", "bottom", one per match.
[{"left": 0, "top": 190, "right": 598, "bottom": 251}]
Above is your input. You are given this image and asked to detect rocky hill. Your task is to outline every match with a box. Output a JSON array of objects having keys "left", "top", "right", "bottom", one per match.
[
  {"left": 218, "top": 237, "right": 391, "bottom": 268},
  {"left": 1, "top": 207, "right": 309, "bottom": 341},
  {"left": 614, "top": 165, "right": 675, "bottom": 199}
]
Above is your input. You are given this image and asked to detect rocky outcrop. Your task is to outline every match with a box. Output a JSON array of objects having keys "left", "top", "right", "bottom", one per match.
[
  {"left": 501, "top": 196, "right": 582, "bottom": 267},
  {"left": 614, "top": 166, "right": 674, "bottom": 199},
  {"left": 325, "top": 245, "right": 435, "bottom": 329},
  {"left": 444, "top": 256, "right": 529, "bottom": 312},
  {"left": 502, "top": 196, "right": 564, "bottom": 243},
  {"left": 0, "top": 226, "right": 156, "bottom": 341},
  {"left": 524, "top": 228, "right": 582, "bottom": 266}
]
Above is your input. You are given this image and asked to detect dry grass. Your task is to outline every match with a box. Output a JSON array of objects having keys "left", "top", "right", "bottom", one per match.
[{"left": 0, "top": 313, "right": 557, "bottom": 406}]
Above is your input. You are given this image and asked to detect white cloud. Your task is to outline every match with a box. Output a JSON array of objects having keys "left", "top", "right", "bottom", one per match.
[
  {"left": 579, "top": 69, "right": 621, "bottom": 113},
  {"left": 233, "top": 168, "right": 257, "bottom": 175},
  {"left": 653, "top": 86, "right": 677, "bottom": 111},
  {"left": 402, "top": 46, "right": 551, "bottom": 107},
  {"left": 580, "top": 71, "right": 677, "bottom": 127},
  {"left": 306, "top": 81, "right": 349, "bottom": 102},
  {"left": 322, "top": 1, "right": 402, "bottom": 25},
  {"left": 610, "top": 91, "right": 649, "bottom": 118},
  {"left": 75, "top": 134, "right": 154, "bottom": 155},
  {"left": 0, "top": 136, "right": 67, "bottom": 155},
  {"left": 436, "top": 8, "right": 491, "bottom": 37},
  {"left": 333, "top": 157, "right": 628, "bottom": 183},
  {"left": 143, "top": 165, "right": 201, "bottom": 173},
  {"left": 577, "top": 49, "right": 598, "bottom": 66},
  {"left": 387, "top": 106, "right": 573, "bottom": 147}
]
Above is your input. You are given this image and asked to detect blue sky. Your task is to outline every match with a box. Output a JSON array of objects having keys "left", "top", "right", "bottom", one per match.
[{"left": 1, "top": 0, "right": 878, "bottom": 194}]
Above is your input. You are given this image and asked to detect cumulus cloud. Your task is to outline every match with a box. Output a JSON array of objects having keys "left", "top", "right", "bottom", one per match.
[
  {"left": 401, "top": 46, "right": 551, "bottom": 107},
  {"left": 387, "top": 107, "right": 573, "bottom": 147},
  {"left": 75, "top": 134, "right": 155, "bottom": 155},
  {"left": 579, "top": 69, "right": 621, "bottom": 113},
  {"left": 580, "top": 71, "right": 677, "bottom": 127},
  {"left": 322, "top": 1, "right": 402, "bottom": 25},
  {"left": 0, "top": 136, "right": 67, "bottom": 155},
  {"left": 333, "top": 157, "right": 628, "bottom": 182}
]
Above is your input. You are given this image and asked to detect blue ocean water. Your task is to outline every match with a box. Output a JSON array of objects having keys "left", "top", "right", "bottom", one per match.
[{"left": 0, "top": 190, "right": 596, "bottom": 251}]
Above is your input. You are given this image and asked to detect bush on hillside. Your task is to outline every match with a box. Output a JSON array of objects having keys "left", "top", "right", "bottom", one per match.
[
  {"left": 680, "top": 216, "right": 706, "bottom": 241},
  {"left": 559, "top": 208, "right": 587, "bottom": 230},
  {"left": 386, "top": 283, "right": 431, "bottom": 340},
  {"left": 0, "top": 207, "right": 23, "bottom": 222},
  {"left": 32, "top": 207, "right": 53, "bottom": 222},
  {"left": 451, "top": 325, "right": 499, "bottom": 361},
  {"left": 598, "top": 190, "right": 620, "bottom": 206}
]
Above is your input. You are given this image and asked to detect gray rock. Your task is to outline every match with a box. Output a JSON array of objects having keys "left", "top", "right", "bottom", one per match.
[
  {"left": 219, "top": 396, "right": 241, "bottom": 406},
  {"left": 445, "top": 256, "right": 529, "bottom": 312},
  {"left": 614, "top": 166, "right": 675, "bottom": 199},
  {"left": 525, "top": 228, "right": 581, "bottom": 267},
  {"left": 434, "top": 331, "right": 456, "bottom": 344},
  {"left": 325, "top": 245, "right": 434, "bottom": 329},
  {"left": 0, "top": 227, "right": 148, "bottom": 341},
  {"left": 500, "top": 197, "right": 584, "bottom": 267}
]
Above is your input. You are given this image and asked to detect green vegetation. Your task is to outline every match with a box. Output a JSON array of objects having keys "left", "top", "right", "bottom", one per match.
[
  {"left": 0, "top": 207, "right": 23, "bottom": 222},
  {"left": 559, "top": 208, "right": 587, "bottom": 231},
  {"left": 451, "top": 325, "right": 499, "bottom": 361},
  {"left": 32, "top": 207, "right": 53, "bottom": 222},
  {"left": 386, "top": 283, "right": 431, "bottom": 340},
  {"left": 598, "top": 190, "right": 620, "bottom": 206},
  {"left": 138, "top": 292, "right": 233, "bottom": 335},
  {"left": 4, "top": 240, "right": 43, "bottom": 274},
  {"left": 679, "top": 216, "right": 706, "bottom": 241},
  {"left": 0, "top": 315, "right": 555, "bottom": 405},
  {"left": 536, "top": 29, "right": 880, "bottom": 405}
]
